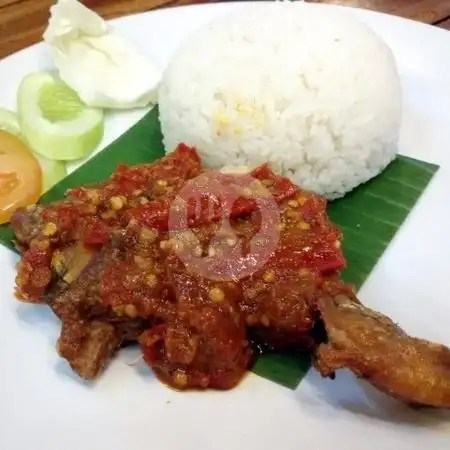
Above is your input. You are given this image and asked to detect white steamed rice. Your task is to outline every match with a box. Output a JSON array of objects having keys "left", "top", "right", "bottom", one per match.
[{"left": 158, "top": 2, "right": 402, "bottom": 198}]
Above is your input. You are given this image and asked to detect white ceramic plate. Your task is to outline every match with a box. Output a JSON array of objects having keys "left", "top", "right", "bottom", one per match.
[{"left": 1, "top": 3, "right": 450, "bottom": 449}]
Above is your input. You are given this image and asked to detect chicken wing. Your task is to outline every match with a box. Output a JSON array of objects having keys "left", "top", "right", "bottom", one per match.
[{"left": 315, "top": 293, "right": 450, "bottom": 408}]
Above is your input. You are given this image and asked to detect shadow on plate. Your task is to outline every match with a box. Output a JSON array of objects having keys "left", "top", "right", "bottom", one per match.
[
  {"left": 118, "top": 343, "right": 158, "bottom": 383},
  {"left": 295, "top": 368, "right": 450, "bottom": 430},
  {"left": 14, "top": 302, "right": 60, "bottom": 343},
  {"left": 5, "top": 251, "right": 20, "bottom": 266}
]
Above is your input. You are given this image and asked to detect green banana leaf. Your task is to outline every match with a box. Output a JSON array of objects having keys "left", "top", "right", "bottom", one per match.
[{"left": 0, "top": 106, "right": 438, "bottom": 389}]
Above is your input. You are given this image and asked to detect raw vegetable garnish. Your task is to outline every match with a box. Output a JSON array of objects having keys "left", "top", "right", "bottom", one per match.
[
  {"left": 18, "top": 72, "right": 104, "bottom": 161},
  {"left": 0, "top": 107, "right": 66, "bottom": 194},
  {"left": 43, "top": 0, "right": 161, "bottom": 109},
  {"left": 0, "top": 131, "right": 42, "bottom": 225},
  {"left": 0, "top": 108, "right": 22, "bottom": 136}
]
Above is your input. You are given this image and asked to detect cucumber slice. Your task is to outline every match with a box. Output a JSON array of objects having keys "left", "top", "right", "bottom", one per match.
[
  {"left": 34, "top": 153, "right": 67, "bottom": 192},
  {"left": 0, "top": 107, "right": 67, "bottom": 192},
  {"left": 17, "top": 72, "right": 104, "bottom": 161},
  {"left": 0, "top": 107, "right": 22, "bottom": 136}
]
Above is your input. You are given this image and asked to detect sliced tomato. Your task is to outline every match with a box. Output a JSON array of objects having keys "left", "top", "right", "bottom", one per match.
[{"left": 0, "top": 131, "right": 42, "bottom": 224}]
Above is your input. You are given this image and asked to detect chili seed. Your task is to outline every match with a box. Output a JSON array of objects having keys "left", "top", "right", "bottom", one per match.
[
  {"left": 299, "top": 268, "right": 310, "bottom": 277},
  {"left": 299, "top": 196, "right": 309, "bottom": 206},
  {"left": 134, "top": 255, "right": 150, "bottom": 269},
  {"left": 173, "top": 370, "right": 188, "bottom": 387},
  {"left": 159, "top": 240, "right": 171, "bottom": 250},
  {"left": 42, "top": 222, "right": 58, "bottom": 237},
  {"left": 226, "top": 238, "right": 237, "bottom": 247},
  {"left": 171, "top": 239, "right": 184, "bottom": 252},
  {"left": 114, "top": 306, "right": 124, "bottom": 317},
  {"left": 209, "top": 287, "right": 225, "bottom": 303},
  {"left": 260, "top": 314, "right": 270, "bottom": 327},
  {"left": 110, "top": 196, "right": 124, "bottom": 211},
  {"left": 146, "top": 273, "right": 157, "bottom": 287},
  {"left": 87, "top": 190, "right": 101, "bottom": 205},
  {"left": 263, "top": 269, "right": 275, "bottom": 282},
  {"left": 286, "top": 210, "right": 299, "bottom": 220},
  {"left": 37, "top": 239, "right": 50, "bottom": 251},
  {"left": 125, "top": 304, "right": 138, "bottom": 318},
  {"left": 262, "top": 179, "right": 274, "bottom": 187},
  {"left": 140, "top": 227, "right": 157, "bottom": 243}
]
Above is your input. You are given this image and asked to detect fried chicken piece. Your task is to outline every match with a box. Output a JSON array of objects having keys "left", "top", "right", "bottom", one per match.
[
  {"left": 12, "top": 144, "right": 202, "bottom": 248},
  {"left": 98, "top": 227, "right": 176, "bottom": 322},
  {"left": 46, "top": 246, "right": 122, "bottom": 321},
  {"left": 242, "top": 270, "right": 342, "bottom": 350},
  {"left": 13, "top": 156, "right": 349, "bottom": 386},
  {"left": 47, "top": 243, "right": 150, "bottom": 379},
  {"left": 12, "top": 145, "right": 202, "bottom": 302},
  {"left": 167, "top": 184, "right": 343, "bottom": 350},
  {"left": 315, "top": 293, "right": 450, "bottom": 408},
  {"left": 106, "top": 170, "right": 345, "bottom": 364},
  {"left": 140, "top": 268, "right": 252, "bottom": 390},
  {"left": 57, "top": 320, "right": 121, "bottom": 380}
]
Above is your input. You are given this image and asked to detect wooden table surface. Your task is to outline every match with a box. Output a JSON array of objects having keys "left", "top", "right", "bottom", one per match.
[{"left": 1, "top": 0, "right": 449, "bottom": 59}]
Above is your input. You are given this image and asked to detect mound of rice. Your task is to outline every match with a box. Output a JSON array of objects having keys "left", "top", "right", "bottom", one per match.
[{"left": 158, "top": 2, "right": 402, "bottom": 198}]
